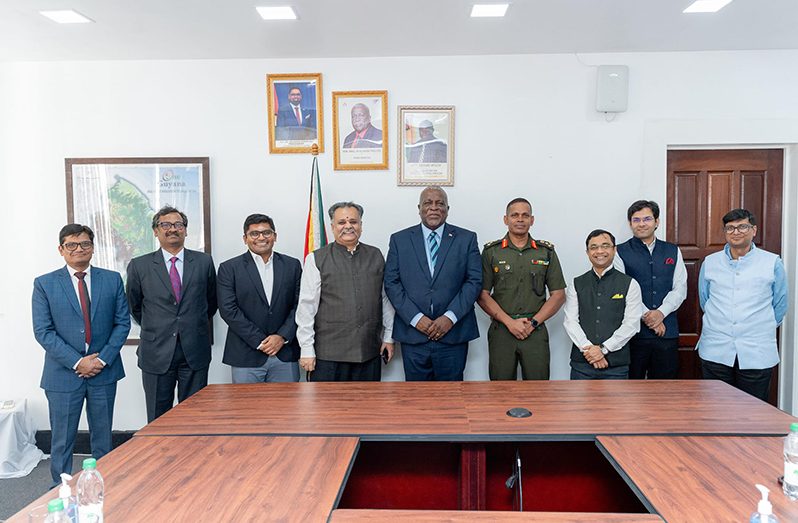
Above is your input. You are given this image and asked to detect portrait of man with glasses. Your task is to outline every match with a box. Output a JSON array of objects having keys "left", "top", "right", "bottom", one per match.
[
  {"left": 32, "top": 224, "right": 130, "bottom": 486},
  {"left": 563, "top": 229, "right": 643, "bottom": 380},
  {"left": 217, "top": 214, "right": 303, "bottom": 383},
  {"left": 615, "top": 200, "right": 687, "bottom": 380},
  {"left": 126, "top": 205, "right": 217, "bottom": 422},
  {"left": 697, "top": 208, "right": 788, "bottom": 401}
]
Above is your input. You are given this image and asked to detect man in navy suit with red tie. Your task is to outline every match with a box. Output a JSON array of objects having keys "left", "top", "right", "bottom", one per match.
[
  {"left": 384, "top": 186, "right": 482, "bottom": 381},
  {"left": 33, "top": 224, "right": 130, "bottom": 484},
  {"left": 127, "top": 206, "right": 217, "bottom": 422}
]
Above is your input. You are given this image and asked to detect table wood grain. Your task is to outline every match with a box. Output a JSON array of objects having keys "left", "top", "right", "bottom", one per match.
[
  {"left": 330, "top": 509, "right": 664, "bottom": 521},
  {"left": 7, "top": 435, "right": 358, "bottom": 523},
  {"left": 135, "top": 380, "right": 796, "bottom": 438},
  {"left": 598, "top": 435, "right": 798, "bottom": 523}
]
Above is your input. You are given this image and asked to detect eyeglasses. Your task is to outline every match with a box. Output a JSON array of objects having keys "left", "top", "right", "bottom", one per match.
[
  {"left": 62, "top": 241, "right": 94, "bottom": 251},
  {"left": 247, "top": 230, "right": 275, "bottom": 239},
  {"left": 588, "top": 243, "right": 614, "bottom": 252},
  {"left": 157, "top": 221, "right": 186, "bottom": 231},
  {"left": 724, "top": 224, "right": 754, "bottom": 234},
  {"left": 631, "top": 216, "right": 655, "bottom": 224}
]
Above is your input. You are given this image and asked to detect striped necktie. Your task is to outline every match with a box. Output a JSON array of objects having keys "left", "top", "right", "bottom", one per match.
[{"left": 428, "top": 231, "right": 439, "bottom": 273}]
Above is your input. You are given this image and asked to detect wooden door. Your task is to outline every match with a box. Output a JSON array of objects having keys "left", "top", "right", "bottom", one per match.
[{"left": 666, "top": 149, "right": 784, "bottom": 404}]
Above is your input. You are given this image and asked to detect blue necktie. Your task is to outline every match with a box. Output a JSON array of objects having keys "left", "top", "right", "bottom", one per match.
[{"left": 428, "top": 231, "right": 439, "bottom": 273}]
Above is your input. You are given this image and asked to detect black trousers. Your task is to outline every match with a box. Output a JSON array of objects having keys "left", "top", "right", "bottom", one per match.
[
  {"left": 629, "top": 337, "right": 679, "bottom": 379},
  {"left": 142, "top": 340, "right": 208, "bottom": 423},
  {"left": 701, "top": 357, "right": 773, "bottom": 402},
  {"left": 309, "top": 356, "right": 381, "bottom": 382}
]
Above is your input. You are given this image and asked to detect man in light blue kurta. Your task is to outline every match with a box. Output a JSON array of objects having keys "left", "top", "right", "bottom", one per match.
[{"left": 698, "top": 208, "right": 788, "bottom": 401}]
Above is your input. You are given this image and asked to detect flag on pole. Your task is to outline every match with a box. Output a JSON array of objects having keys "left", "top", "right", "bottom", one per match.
[{"left": 303, "top": 155, "right": 328, "bottom": 258}]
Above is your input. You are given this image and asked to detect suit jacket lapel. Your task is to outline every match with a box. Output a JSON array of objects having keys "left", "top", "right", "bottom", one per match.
[
  {"left": 58, "top": 268, "right": 83, "bottom": 317},
  {"left": 270, "top": 253, "right": 282, "bottom": 308},
  {"left": 89, "top": 268, "right": 102, "bottom": 321},
  {"left": 181, "top": 249, "right": 196, "bottom": 300},
  {"left": 153, "top": 250, "right": 176, "bottom": 299},
  {"left": 410, "top": 225, "right": 433, "bottom": 282},
  {"left": 243, "top": 252, "right": 269, "bottom": 306},
  {"left": 430, "top": 225, "right": 455, "bottom": 286}
]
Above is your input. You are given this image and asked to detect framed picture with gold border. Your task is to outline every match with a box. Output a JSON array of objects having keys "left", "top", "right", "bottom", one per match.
[
  {"left": 397, "top": 105, "right": 454, "bottom": 186},
  {"left": 332, "top": 90, "right": 388, "bottom": 170},
  {"left": 267, "top": 73, "right": 324, "bottom": 154}
]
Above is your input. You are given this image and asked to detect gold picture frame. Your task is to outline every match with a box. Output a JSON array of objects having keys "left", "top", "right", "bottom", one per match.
[
  {"left": 397, "top": 105, "right": 454, "bottom": 186},
  {"left": 267, "top": 73, "right": 324, "bottom": 154},
  {"left": 332, "top": 90, "right": 388, "bottom": 170}
]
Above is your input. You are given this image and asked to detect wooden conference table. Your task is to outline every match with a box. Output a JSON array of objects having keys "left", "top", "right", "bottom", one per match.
[{"left": 10, "top": 380, "right": 798, "bottom": 522}]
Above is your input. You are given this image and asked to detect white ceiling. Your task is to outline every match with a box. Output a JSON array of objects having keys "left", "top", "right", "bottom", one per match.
[{"left": 2, "top": 0, "right": 798, "bottom": 62}]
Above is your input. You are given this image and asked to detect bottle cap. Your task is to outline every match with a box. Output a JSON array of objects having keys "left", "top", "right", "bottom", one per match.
[
  {"left": 791, "top": 422, "right": 798, "bottom": 432},
  {"left": 82, "top": 457, "right": 97, "bottom": 470},
  {"left": 48, "top": 498, "right": 65, "bottom": 513},
  {"left": 756, "top": 484, "right": 772, "bottom": 516}
]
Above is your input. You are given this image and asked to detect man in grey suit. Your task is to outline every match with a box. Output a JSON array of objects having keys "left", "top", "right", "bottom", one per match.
[
  {"left": 217, "top": 214, "right": 302, "bottom": 383},
  {"left": 32, "top": 224, "right": 130, "bottom": 484},
  {"left": 127, "top": 206, "right": 218, "bottom": 422}
]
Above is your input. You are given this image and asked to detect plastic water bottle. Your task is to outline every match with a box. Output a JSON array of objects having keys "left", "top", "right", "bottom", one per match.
[
  {"left": 784, "top": 422, "right": 798, "bottom": 500},
  {"left": 76, "top": 458, "right": 104, "bottom": 523},
  {"left": 45, "top": 498, "right": 69, "bottom": 523}
]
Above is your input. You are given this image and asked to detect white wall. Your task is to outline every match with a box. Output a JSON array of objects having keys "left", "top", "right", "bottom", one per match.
[{"left": 2, "top": 50, "right": 798, "bottom": 430}]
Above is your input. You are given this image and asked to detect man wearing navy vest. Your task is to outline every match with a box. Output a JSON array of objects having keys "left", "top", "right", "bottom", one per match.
[
  {"left": 615, "top": 200, "right": 687, "bottom": 379},
  {"left": 564, "top": 230, "right": 643, "bottom": 379},
  {"left": 698, "top": 209, "right": 788, "bottom": 401}
]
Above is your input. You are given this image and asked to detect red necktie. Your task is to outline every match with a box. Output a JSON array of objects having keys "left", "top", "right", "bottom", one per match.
[
  {"left": 75, "top": 272, "right": 91, "bottom": 346},
  {"left": 294, "top": 106, "right": 302, "bottom": 125}
]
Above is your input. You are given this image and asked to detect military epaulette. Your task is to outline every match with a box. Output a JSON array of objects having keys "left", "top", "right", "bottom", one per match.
[
  {"left": 483, "top": 238, "right": 504, "bottom": 249},
  {"left": 536, "top": 239, "right": 555, "bottom": 250}
]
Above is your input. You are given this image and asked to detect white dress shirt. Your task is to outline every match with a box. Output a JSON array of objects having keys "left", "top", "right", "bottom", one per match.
[
  {"left": 613, "top": 237, "right": 687, "bottom": 318},
  {"left": 250, "top": 251, "right": 274, "bottom": 304},
  {"left": 296, "top": 250, "right": 395, "bottom": 359},
  {"left": 563, "top": 267, "right": 643, "bottom": 353},
  {"left": 162, "top": 248, "right": 184, "bottom": 280}
]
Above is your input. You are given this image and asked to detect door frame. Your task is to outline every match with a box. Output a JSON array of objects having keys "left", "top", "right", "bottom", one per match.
[{"left": 640, "top": 119, "right": 798, "bottom": 413}]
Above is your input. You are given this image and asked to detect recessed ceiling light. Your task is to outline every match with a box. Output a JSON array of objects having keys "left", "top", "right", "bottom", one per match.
[
  {"left": 683, "top": 0, "right": 733, "bottom": 13},
  {"left": 256, "top": 6, "right": 297, "bottom": 20},
  {"left": 39, "top": 10, "right": 93, "bottom": 24},
  {"left": 471, "top": 4, "right": 509, "bottom": 18}
]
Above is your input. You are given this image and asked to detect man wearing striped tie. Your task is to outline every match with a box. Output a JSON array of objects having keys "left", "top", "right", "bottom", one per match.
[{"left": 385, "top": 186, "right": 482, "bottom": 381}]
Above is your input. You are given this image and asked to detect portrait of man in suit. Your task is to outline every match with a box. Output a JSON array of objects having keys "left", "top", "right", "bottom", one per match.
[
  {"left": 405, "top": 120, "right": 448, "bottom": 163},
  {"left": 276, "top": 85, "right": 318, "bottom": 134},
  {"left": 296, "top": 201, "right": 395, "bottom": 381},
  {"left": 126, "top": 206, "right": 218, "bottom": 422},
  {"left": 384, "top": 186, "right": 482, "bottom": 381},
  {"left": 32, "top": 224, "right": 130, "bottom": 484},
  {"left": 217, "top": 214, "right": 302, "bottom": 383},
  {"left": 342, "top": 103, "right": 382, "bottom": 149}
]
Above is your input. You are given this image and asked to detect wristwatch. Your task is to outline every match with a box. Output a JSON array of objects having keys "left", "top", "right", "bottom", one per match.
[
  {"left": 530, "top": 318, "right": 541, "bottom": 329},
  {"left": 599, "top": 344, "right": 609, "bottom": 355}
]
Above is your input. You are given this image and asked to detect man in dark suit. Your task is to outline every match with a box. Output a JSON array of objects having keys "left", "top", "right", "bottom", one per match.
[
  {"left": 33, "top": 224, "right": 130, "bottom": 484},
  {"left": 276, "top": 86, "right": 317, "bottom": 130},
  {"left": 342, "top": 103, "right": 382, "bottom": 149},
  {"left": 127, "top": 206, "right": 217, "bottom": 423},
  {"left": 405, "top": 120, "right": 448, "bottom": 163},
  {"left": 217, "top": 214, "right": 302, "bottom": 383},
  {"left": 384, "top": 186, "right": 482, "bottom": 381}
]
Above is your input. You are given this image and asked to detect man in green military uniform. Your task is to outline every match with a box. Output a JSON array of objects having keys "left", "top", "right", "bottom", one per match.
[{"left": 477, "top": 198, "right": 566, "bottom": 380}]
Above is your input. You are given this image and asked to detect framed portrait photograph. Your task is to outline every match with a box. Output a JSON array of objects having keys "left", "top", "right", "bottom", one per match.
[
  {"left": 398, "top": 105, "right": 455, "bottom": 186},
  {"left": 267, "top": 73, "right": 324, "bottom": 154},
  {"left": 332, "top": 90, "right": 388, "bottom": 170},
  {"left": 65, "top": 157, "right": 211, "bottom": 343}
]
